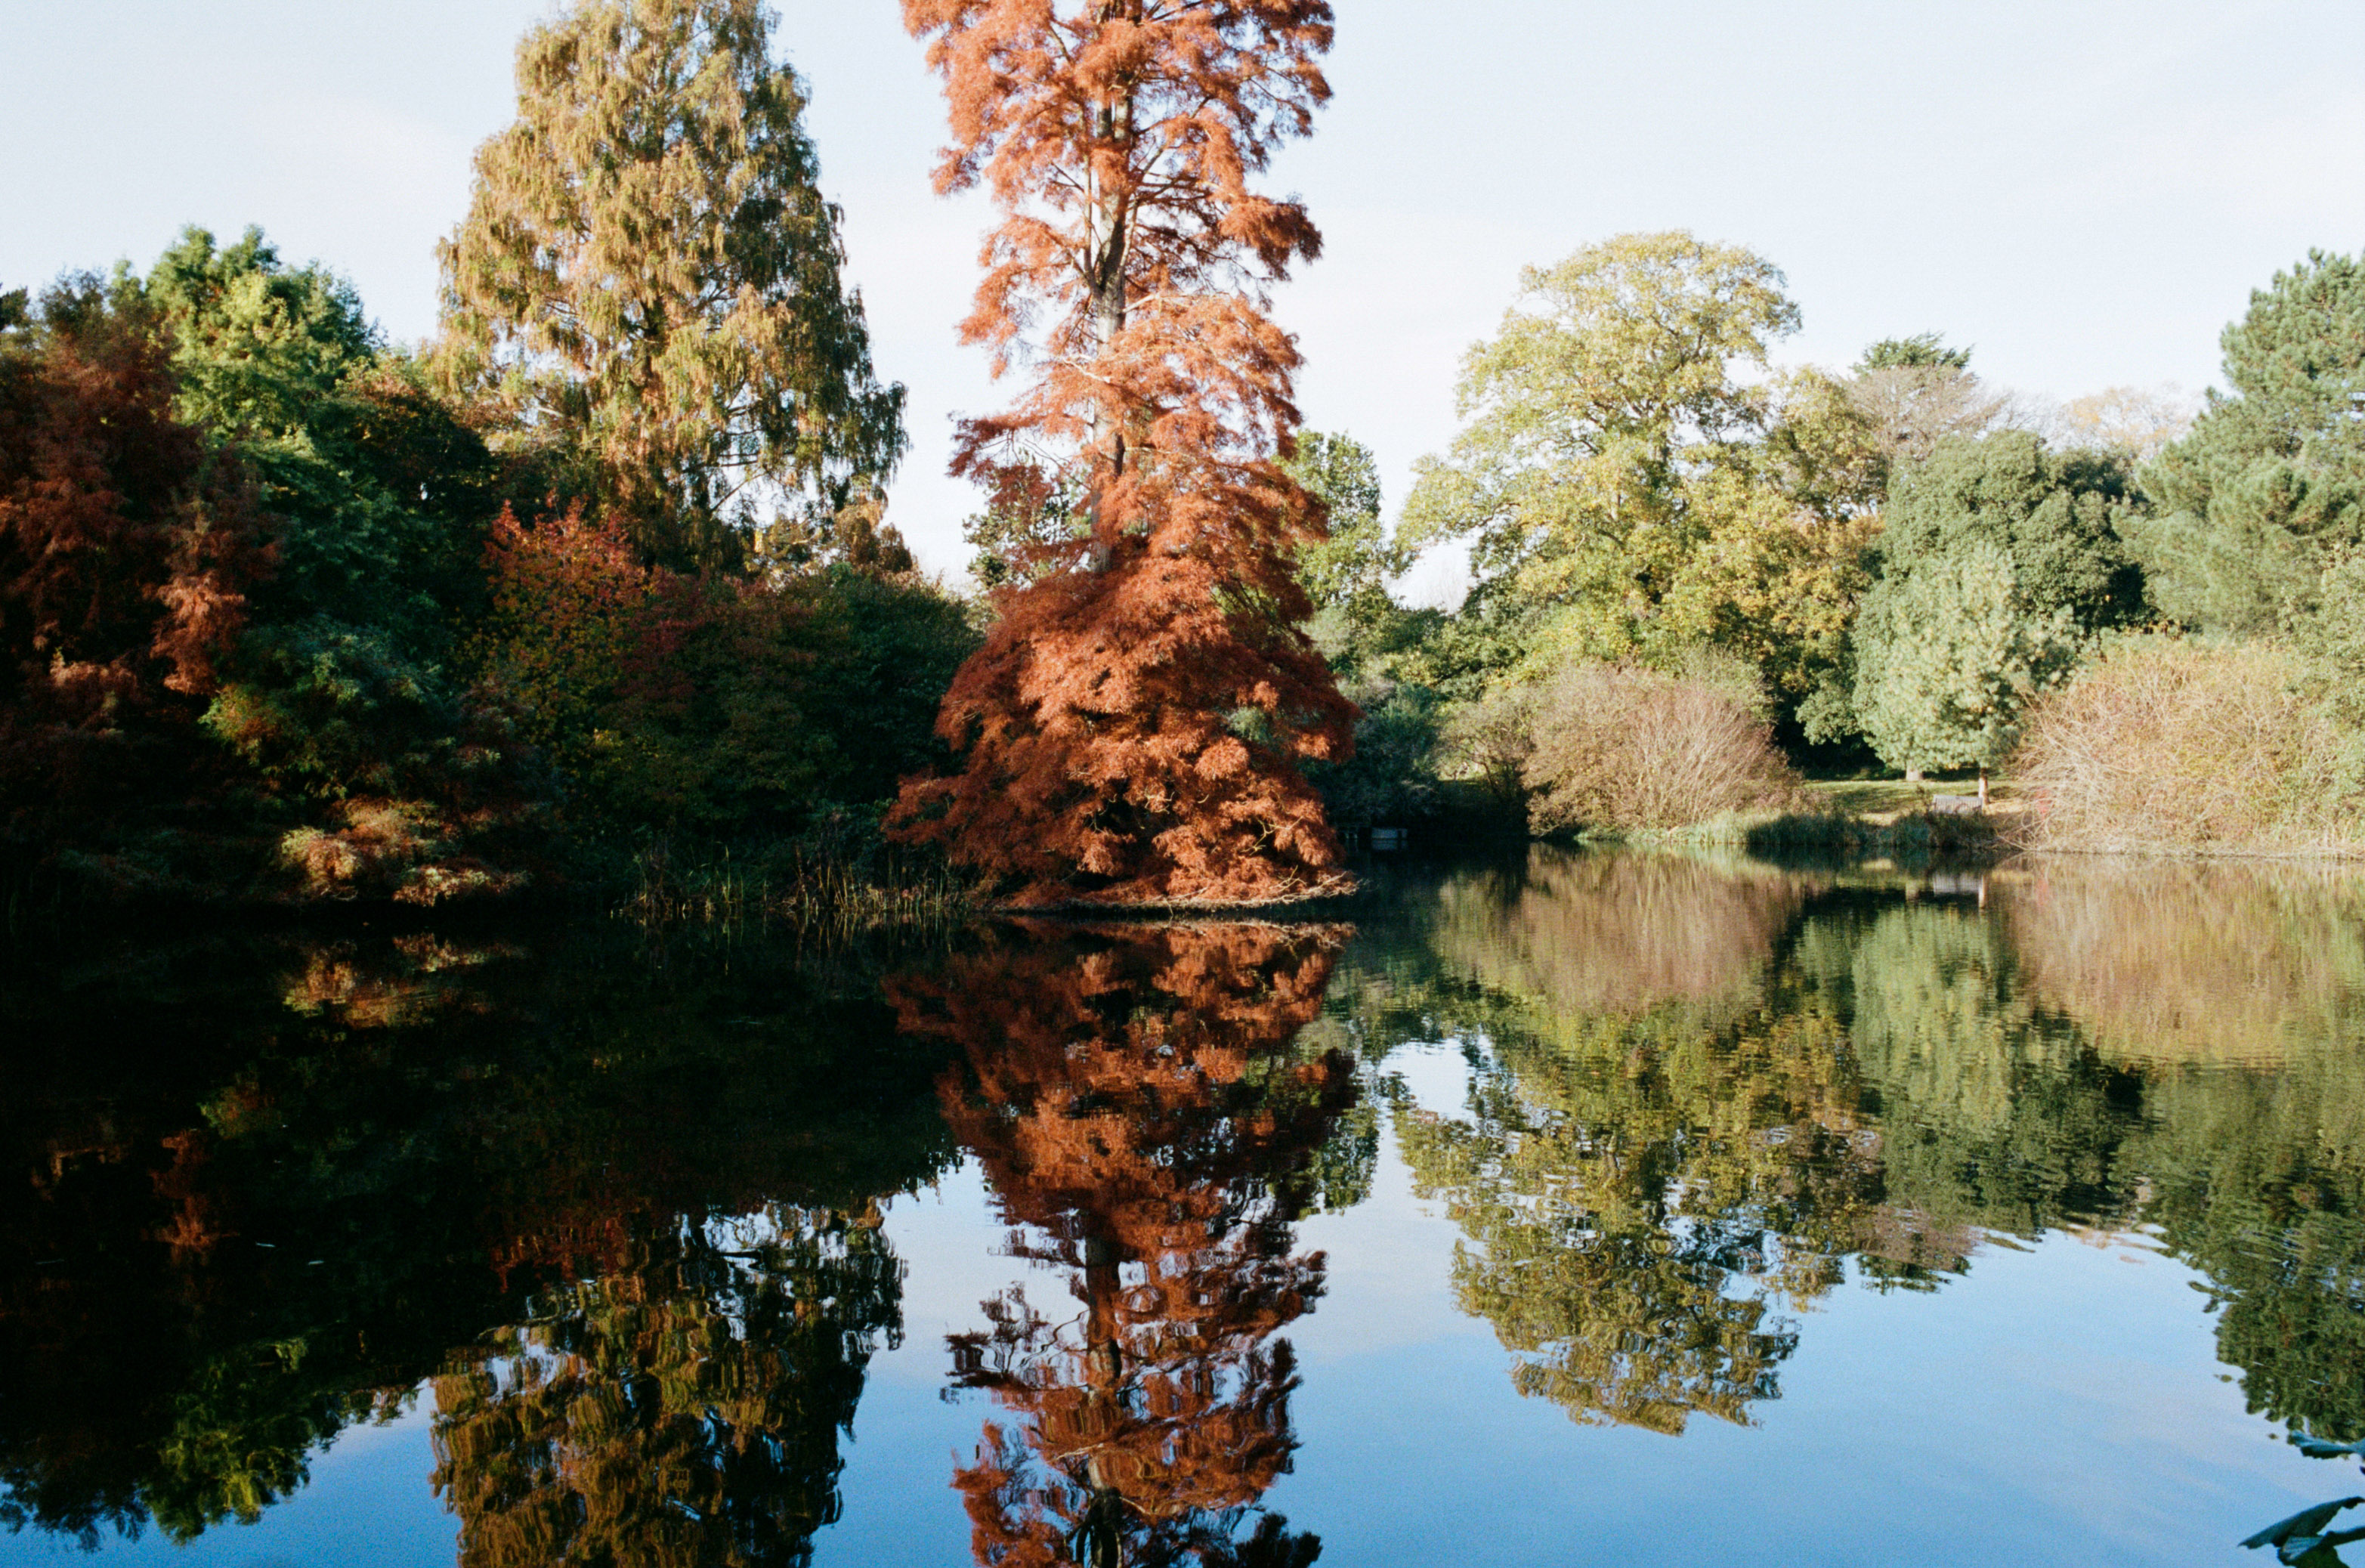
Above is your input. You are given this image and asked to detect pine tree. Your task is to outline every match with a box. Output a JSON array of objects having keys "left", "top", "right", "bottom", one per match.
[
  {"left": 437, "top": 0, "right": 905, "bottom": 567},
  {"left": 888, "top": 0, "right": 1357, "bottom": 907},
  {"left": 2132, "top": 249, "right": 2365, "bottom": 636}
]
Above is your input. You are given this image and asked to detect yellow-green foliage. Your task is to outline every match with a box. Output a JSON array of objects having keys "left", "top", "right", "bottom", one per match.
[{"left": 2012, "top": 635, "right": 2365, "bottom": 855}]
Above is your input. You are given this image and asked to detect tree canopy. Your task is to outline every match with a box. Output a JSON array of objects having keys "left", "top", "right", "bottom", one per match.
[
  {"left": 2132, "top": 249, "right": 2365, "bottom": 637},
  {"left": 889, "top": 0, "right": 1357, "bottom": 906},
  {"left": 1844, "top": 430, "right": 2144, "bottom": 771},
  {"left": 438, "top": 0, "right": 906, "bottom": 568}
]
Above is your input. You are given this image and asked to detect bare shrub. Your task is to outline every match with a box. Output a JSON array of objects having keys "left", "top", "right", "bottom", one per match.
[
  {"left": 2011, "top": 636, "right": 2364, "bottom": 855},
  {"left": 1523, "top": 662, "right": 1801, "bottom": 833}
]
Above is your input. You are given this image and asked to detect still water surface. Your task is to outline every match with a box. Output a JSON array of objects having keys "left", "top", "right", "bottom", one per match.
[{"left": 5, "top": 849, "right": 2365, "bottom": 1566}]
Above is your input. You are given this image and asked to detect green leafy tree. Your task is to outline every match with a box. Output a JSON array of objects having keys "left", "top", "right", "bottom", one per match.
[
  {"left": 1852, "top": 539, "right": 2080, "bottom": 775},
  {"left": 1402, "top": 232, "right": 1801, "bottom": 666},
  {"left": 1401, "top": 235, "right": 1878, "bottom": 720},
  {"left": 437, "top": 0, "right": 906, "bottom": 568},
  {"left": 1844, "top": 430, "right": 2143, "bottom": 771},
  {"left": 1285, "top": 430, "right": 1401, "bottom": 643},
  {"left": 2131, "top": 249, "right": 2365, "bottom": 638},
  {"left": 122, "top": 227, "right": 548, "bottom": 902}
]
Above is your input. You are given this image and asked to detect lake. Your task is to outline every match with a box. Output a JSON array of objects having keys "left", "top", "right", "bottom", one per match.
[{"left": 4, "top": 846, "right": 2363, "bottom": 1566}]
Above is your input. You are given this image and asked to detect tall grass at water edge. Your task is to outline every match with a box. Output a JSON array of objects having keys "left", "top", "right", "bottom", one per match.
[{"left": 620, "top": 840, "right": 971, "bottom": 937}]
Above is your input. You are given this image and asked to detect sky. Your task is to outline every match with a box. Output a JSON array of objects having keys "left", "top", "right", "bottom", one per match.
[{"left": 6, "top": 0, "right": 2362, "bottom": 593}]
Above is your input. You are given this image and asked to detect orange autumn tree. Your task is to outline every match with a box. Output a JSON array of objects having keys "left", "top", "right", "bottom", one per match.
[
  {"left": 889, "top": 923, "right": 1353, "bottom": 1565},
  {"left": 889, "top": 0, "right": 1358, "bottom": 906}
]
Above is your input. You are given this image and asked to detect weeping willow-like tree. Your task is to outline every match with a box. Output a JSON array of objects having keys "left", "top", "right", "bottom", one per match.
[{"left": 437, "top": 0, "right": 906, "bottom": 567}]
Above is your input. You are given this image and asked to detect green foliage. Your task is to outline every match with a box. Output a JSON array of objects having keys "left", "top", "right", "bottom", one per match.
[
  {"left": 1847, "top": 430, "right": 2144, "bottom": 772},
  {"left": 1402, "top": 236, "right": 1881, "bottom": 756},
  {"left": 1401, "top": 231, "right": 1802, "bottom": 670},
  {"left": 1856, "top": 333, "right": 1973, "bottom": 372},
  {"left": 1306, "top": 682, "right": 1444, "bottom": 830},
  {"left": 117, "top": 227, "right": 548, "bottom": 900},
  {"left": 1286, "top": 429, "right": 1399, "bottom": 622},
  {"left": 1854, "top": 538, "right": 2082, "bottom": 773},
  {"left": 1877, "top": 431, "right": 2147, "bottom": 631},
  {"left": 2133, "top": 249, "right": 2365, "bottom": 637},
  {"left": 784, "top": 564, "right": 982, "bottom": 814},
  {"left": 437, "top": 0, "right": 906, "bottom": 568},
  {"left": 474, "top": 506, "right": 975, "bottom": 841}
]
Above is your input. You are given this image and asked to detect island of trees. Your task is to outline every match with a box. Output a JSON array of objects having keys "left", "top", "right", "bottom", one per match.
[{"left": 5, "top": 0, "right": 2363, "bottom": 920}]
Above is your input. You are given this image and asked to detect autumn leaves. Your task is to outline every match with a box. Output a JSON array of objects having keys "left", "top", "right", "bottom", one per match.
[{"left": 886, "top": 2, "right": 1359, "bottom": 907}]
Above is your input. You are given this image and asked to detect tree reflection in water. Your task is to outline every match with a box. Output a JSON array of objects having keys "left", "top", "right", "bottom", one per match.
[
  {"left": 891, "top": 923, "right": 1354, "bottom": 1568},
  {"left": 0, "top": 925, "right": 954, "bottom": 1554},
  {"left": 431, "top": 1208, "right": 901, "bottom": 1568},
  {"left": 8, "top": 855, "right": 2365, "bottom": 1557},
  {"left": 1364, "top": 848, "right": 2365, "bottom": 1445}
]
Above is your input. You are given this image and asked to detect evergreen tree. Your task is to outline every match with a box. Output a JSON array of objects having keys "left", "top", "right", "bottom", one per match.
[
  {"left": 1853, "top": 540, "right": 2080, "bottom": 775},
  {"left": 438, "top": 0, "right": 906, "bottom": 568},
  {"left": 2131, "top": 249, "right": 2365, "bottom": 637},
  {"left": 1844, "top": 430, "right": 2143, "bottom": 772}
]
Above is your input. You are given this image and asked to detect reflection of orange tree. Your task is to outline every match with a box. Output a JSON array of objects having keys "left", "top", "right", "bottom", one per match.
[
  {"left": 891, "top": 923, "right": 1354, "bottom": 1567},
  {"left": 431, "top": 1209, "right": 900, "bottom": 1568}
]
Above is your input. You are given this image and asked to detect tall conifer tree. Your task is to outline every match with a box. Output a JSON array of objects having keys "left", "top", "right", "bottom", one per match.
[
  {"left": 437, "top": 0, "right": 905, "bottom": 567},
  {"left": 889, "top": 0, "right": 1357, "bottom": 907}
]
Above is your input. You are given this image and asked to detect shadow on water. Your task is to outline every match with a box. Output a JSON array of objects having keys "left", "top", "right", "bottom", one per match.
[
  {"left": 0, "top": 921, "right": 960, "bottom": 1561},
  {"left": 5, "top": 847, "right": 2365, "bottom": 1560}
]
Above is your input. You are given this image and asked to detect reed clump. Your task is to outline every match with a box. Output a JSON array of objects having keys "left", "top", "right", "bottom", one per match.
[{"left": 2011, "top": 636, "right": 2365, "bottom": 857}]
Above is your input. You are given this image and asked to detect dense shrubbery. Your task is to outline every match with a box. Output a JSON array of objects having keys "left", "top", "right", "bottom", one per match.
[
  {"left": 0, "top": 219, "right": 970, "bottom": 911},
  {"left": 2014, "top": 637, "right": 2365, "bottom": 855}
]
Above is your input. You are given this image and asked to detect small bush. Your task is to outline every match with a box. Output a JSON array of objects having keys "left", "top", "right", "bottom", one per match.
[
  {"left": 1522, "top": 662, "right": 1801, "bottom": 834},
  {"left": 2011, "top": 636, "right": 2365, "bottom": 855}
]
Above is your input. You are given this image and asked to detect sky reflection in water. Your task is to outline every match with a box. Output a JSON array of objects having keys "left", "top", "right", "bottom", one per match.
[{"left": 3, "top": 848, "right": 2363, "bottom": 1566}]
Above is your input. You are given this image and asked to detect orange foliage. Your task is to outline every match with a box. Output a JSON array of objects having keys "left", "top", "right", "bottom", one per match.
[
  {"left": 475, "top": 503, "right": 826, "bottom": 830},
  {"left": 0, "top": 302, "right": 270, "bottom": 841},
  {"left": 890, "top": 2, "right": 1357, "bottom": 905},
  {"left": 890, "top": 923, "right": 1351, "bottom": 1564}
]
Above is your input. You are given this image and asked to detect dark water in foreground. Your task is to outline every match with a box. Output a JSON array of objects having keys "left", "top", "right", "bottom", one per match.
[{"left": 5, "top": 849, "right": 2365, "bottom": 1566}]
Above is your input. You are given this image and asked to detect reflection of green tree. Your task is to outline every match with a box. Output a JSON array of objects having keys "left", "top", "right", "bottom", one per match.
[
  {"left": 1396, "top": 969, "right": 1877, "bottom": 1433},
  {"left": 0, "top": 924, "right": 952, "bottom": 1548},
  {"left": 1363, "top": 851, "right": 2365, "bottom": 1458},
  {"left": 431, "top": 1209, "right": 899, "bottom": 1568},
  {"left": 2128, "top": 1035, "right": 2365, "bottom": 1446},
  {"left": 1816, "top": 904, "right": 2142, "bottom": 1236}
]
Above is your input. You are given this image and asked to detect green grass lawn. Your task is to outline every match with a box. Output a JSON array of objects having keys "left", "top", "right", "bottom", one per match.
[{"left": 1802, "top": 777, "right": 2016, "bottom": 823}]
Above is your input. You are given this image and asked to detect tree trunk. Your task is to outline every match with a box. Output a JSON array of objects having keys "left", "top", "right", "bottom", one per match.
[{"left": 1904, "top": 768, "right": 1924, "bottom": 783}]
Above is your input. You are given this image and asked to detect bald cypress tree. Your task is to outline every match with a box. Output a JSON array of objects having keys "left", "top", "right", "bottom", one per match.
[{"left": 438, "top": 0, "right": 905, "bottom": 568}]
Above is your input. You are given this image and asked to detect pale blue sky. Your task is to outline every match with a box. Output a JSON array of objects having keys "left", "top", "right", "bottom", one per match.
[{"left": 6, "top": 0, "right": 2360, "bottom": 587}]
